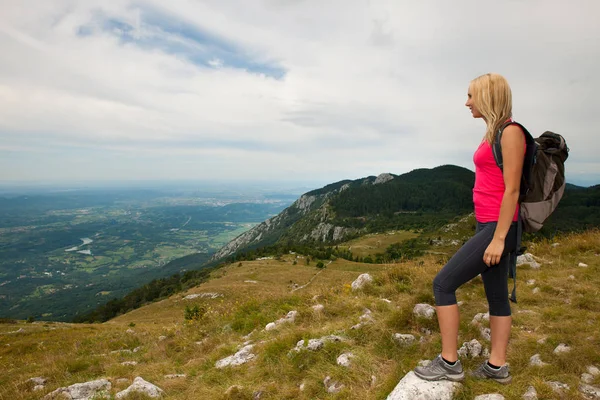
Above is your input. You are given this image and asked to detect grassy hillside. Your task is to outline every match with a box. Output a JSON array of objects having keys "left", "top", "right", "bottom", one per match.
[{"left": 1, "top": 228, "right": 599, "bottom": 399}]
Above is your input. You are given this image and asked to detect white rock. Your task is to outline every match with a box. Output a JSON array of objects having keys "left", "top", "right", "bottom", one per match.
[
  {"left": 29, "top": 377, "right": 47, "bottom": 385},
  {"left": 374, "top": 173, "right": 394, "bottom": 185},
  {"left": 121, "top": 361, "right": 137, "bottom": 366},
  {"left": 292, "top": 335, "right": 344, "bottom": 352},
  {"left": 546, "top": 381, "right": 570, "bottom": 393},
  {"left": 164, "top": 374, "right": 186, "bottom": 379},
  {"left": 265, "top": 322, "right": 277, "bottom": 331},
  {"left": 351, "top": 274, "right": 373, "bottom": 291},
  {"left": 299, "top": 382, "right": 306, "bottom": 391},
  {"left": 158, "top": 336, "right": 167, "bottom": 341},
  {"left": 116, "top": 377, "right": 164, "bottom": 399},
  {"left": 43, "top": 379, "right": 111, "bottom": 400},
  {"left": 579, "top": 383, "right": 600, "bottom": 399},
  {"left": 472, "top": 312, "right": 490, "bottom": 325},
  {"left": 126, "top": 329, "right": 135, "bottom": 334},
  {"left": 337, "top": 352, "right": 354, "bottom": 367},
  {"left": 323, "top": 376, "right": 345, "bottom": 393},
  {"left": 537, "top": 337, "right": 547, "bottom": 344},
  {"left": 458, "top": 339, "right": 482, "bottom": 358},
  {"left": 133, "top": 346, "right": 141, "bottom": 353},
  {"left": 215, "top": 345, "right": 255, "bottom": 368},
  {"left": 579, "top": 262, "right": 589, "bottom": 267},
  {"left": 393, "top": 334, "right": 416, "bottom": 345},
  {"left": 553, "top": 343, "right": 571, "bottom": 354},
  {"left": 480, "top": 327, "right": 491, "bottom": 341},
  {"left": 581, "top": 373, "right": 594, "bottom": 384},
  {"left": 526, "top": 279, "right": 536, "bottom": 286},
  {"left": 244, "top": 280, "right": 258, "bottom": 283},
  {"left": 483, "top": 348, "right": 490, "bottom": 358},
  {"left": 551, "top": 242, "right": 560, "bottom": 247},
  {"left": 474, "top": 395, "right": 504, "bottom": 400},
  {"left": 312, "top": 304, "right": 324, "bottom": 312},
  {"left": 183, "top": 292, "right": 223, "bottom": 300},
  {"left": 413, "top": 304, "right": 436, "bottom": 319},
  {"left": 517, "top": 253, "right": 541, "bottom": 269},
  {"left": 418, "top": 360, "right": 431, "bottom": 367},
  {"left": 529, "top": 354, "right": 548, "bottom": 367},
  {"left": 33, "top": 385, "right": 45, "bottom": 392},
  {"left": 532, "top": 287, "right": 540, "bottom": 294},
  {"left": 569, "top": 275, "right": 575, "bottom": 280},
  {"left": 588, "top": 366, "right": 600, "bottom": 376},
  {"left": 381, "top": 298, "right": 392, "bottom": 303},
  {"left": 386, "top": 371, "right": 461, "bottom": 400},
  {"left": 522, "top": 386, "right": 538, "bottom": 400}
]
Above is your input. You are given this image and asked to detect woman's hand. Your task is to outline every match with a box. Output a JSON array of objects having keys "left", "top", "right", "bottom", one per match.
[{"left": 483, "top": 238, "right": 505, "bottom": 267}]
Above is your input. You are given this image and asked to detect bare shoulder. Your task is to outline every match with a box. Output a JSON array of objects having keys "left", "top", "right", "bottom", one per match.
[
  {"left": 501, "top": 124, "right": 525, "bottom": 145},
  {"left": 502, "top": 124, "right": 524, "bottom": 137}
]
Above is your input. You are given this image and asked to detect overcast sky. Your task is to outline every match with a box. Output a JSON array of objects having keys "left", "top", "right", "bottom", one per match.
[{"left": 0, "top": 0, "right": 598, "bottom": 187}]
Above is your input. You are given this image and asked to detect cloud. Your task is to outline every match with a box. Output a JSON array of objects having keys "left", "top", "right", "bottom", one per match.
[{"left": 0, "top": 0, "right": 598, "bottom": 186}]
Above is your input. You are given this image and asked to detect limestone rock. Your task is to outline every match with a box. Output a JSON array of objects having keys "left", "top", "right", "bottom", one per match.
[
  {"left": 312, "top": 304, "right": 324, "bottom": 312},
  {"left": 474, "top": 395, "right": 504, "bottom": 400},
  {"left": 116, "top": 377, "right": 163, "bottom": 399},
  {"left": 29, "top": 377, "right": 47, "bottom": 386},
  {"left": 43, "top": 379, "right": 111, "bottom": 400},
  {"left": 530, "top": 354, "right": 548, "bottom": 367},
  {"left": 374, "top": 173, "right": 394, "bottom": 185},
  {"left": 265, "top": 310, "right": 297, "bottom": 330},
  {"left": 183, "top": 292, "right": 223, "bottom": 300},
  {"left": 323, "top": 376, "right": 344, "bottom": 393},
  {"left": 386, "top": 371, "right": 461, "bottom": 400},
  {"left": 517, "top": 253, "right": 541, "bottom": 269},
  {"left": 215, "top": 345, "right": 255, "bottom": 368},
  {"left": 457, "top": 339, "right": 482, "bottom": 358},
  {"left": 351, "top": 309, "right": 374, "bottom": 329},
  {"left": 588, "top": 366, "right": 600, "bottom": 376},
  {"left": 121, "top": 361, "right": 137, "bottom": 366},
  {"left": 553, "top": 343, "right": 571, "bottom": 354},
  {"left": 337, "top": 352, "right": 354, "bottom": 367},
  {"left": 579, "top": 262, "right": 589, "bottom": 268},
  {"left": 351, "top": 274, "right": 373, "bottom": 291},
  {"left": 579, "top": 383, "right": 600, "bottom": 399},
  {"left": 546, "top": 381, "right": 570, "bottom": 393},
  {"left": 522, "top": 385, "right": 538, "bottom": 400},
  {"left": 393, "top": 334, "right": 416, "bottom": 345},
  {"left": 413, "top": 304, "right": 436, "bottom": 319},
  {"left": 526, "top": 279, "right": 536, "bottom": 286},
  {"left": 582, "top": 373, "right": 594, "bottom": 384},
  {"left": 532, "top": 287, "right": 540, "bottom": 294},
  {"left": 480, "top": 327, "right": 491, "bottom": 341},
  {"left": 472, "top": 312, "right": 489, "bottom": 325},
  {"left": 292, "top": 335, "right": 344, "bottom": 353}
]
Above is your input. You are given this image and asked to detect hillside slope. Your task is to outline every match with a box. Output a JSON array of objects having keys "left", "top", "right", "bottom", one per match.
[{"left": 2, "top": 227, "right": 600, "bottom": 399}]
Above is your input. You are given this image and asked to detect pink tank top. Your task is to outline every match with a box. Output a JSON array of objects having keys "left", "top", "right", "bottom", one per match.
[{"left": 473, "top": 139, "right": 519, "bottom": 223}]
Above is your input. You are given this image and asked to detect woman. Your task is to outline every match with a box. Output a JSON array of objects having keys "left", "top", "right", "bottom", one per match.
[{"left": 414, "top": 73, "right": 525, "bottom": 384}]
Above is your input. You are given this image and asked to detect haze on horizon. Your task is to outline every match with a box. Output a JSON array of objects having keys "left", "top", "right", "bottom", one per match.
[{"left": 1, "top": 1, "right": 598, "bottom": 187}]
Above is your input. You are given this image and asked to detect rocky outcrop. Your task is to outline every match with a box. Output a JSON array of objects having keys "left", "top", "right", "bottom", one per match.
[
  {"left": 351, "top": 274, "right": 373, "bottom": 291},
  {"left": 116, "top": 377, "right": 163, "bottom": 399},
  {"left": 386, "top": 371, "right": 461, "bottom": 399},
  {"left": 43, "top": 379, "right": 111, "bottom": 400},
  {"left": 374, "top": 173, "right": 394, "bottom": 185},
  {"left": 215, "top": 345, "right": 256, "bottom": 368}
]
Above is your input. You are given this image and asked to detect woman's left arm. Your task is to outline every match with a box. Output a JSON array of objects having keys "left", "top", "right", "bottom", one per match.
[{"left": 483, "top": 124, "right": 525, "bottom": 267}]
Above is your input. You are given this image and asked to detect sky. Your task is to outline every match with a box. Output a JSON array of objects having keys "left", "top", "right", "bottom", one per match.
[{"left": 0, "top": 0, "right": 598, "bottom": 187}]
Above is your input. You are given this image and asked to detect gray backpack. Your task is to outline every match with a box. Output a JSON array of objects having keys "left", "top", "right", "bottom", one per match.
[
  {"left": 493, "top": 122, "right": 569, "bottom": 302},
  {"left": 493, "top": 122, "right": 569, "bottom": 233}
]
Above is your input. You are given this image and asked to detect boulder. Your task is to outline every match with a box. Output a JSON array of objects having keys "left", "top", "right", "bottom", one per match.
[
  {"left": 517, "top": 253, "right": 541, "bottom": 269},
  {"left": 43, "top": 379, "right": 111, "bottom": 400},
  {"left": 337, "top": 352, "right": 354, "bottom": 367},
  {"left": 522, "top": 385, "right": 538, "bottom": 400},
  {"left": 386, "top": 371, "right": 461, "bottom": 400},
  {"left": 579, "top": 383, "right": 600, "bottom": 399},
  {"left": 116, "top": 377, "right": 163, "bottom": 399},
  {"left": 351, "top": 274, "right": 373, "bottom": 291},
  {"left": 413, "top": 304, "right": 436, "bottom": 319},
  {"left": 215, "top": 345, "right": 255, "bottom": 368},
  {"left": 553, "top": 343, "right": 571, "bottom": 354}
]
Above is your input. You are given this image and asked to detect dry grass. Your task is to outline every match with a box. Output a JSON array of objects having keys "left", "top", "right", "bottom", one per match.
[
  {"left": 1, "top": 230, "right": 599, "bottom": 399},
  {"left": 337, "top": 230, "right": 419, "bottom": 258}
]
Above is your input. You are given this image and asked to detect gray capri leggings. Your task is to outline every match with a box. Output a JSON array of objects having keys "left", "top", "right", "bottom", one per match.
[{"left": 433, "top": 221, "right": 518, "bottom": 316}]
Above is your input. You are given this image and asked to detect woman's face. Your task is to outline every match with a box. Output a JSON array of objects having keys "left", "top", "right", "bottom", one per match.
[{"left": 465, "top": 85, "right": 483, "bottom": 118}]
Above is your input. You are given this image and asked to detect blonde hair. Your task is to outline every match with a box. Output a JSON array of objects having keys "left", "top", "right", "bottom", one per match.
[{"left": 469, "top": 73, "right": 513, "bottom": 144}]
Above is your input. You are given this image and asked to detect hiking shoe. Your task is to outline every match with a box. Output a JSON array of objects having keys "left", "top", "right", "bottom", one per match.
[
  {"left": 470, "top": 361, "right": 512, "bottom": 384},
  {"left": 414, "top": 355, "right": 464, "bottom": 382}
]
